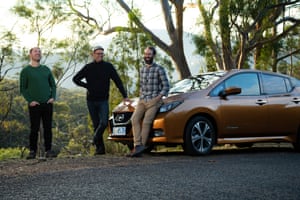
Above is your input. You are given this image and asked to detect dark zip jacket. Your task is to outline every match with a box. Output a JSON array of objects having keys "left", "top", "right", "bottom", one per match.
[{"left": 73, "top": 61, "right": 127, "bottom": 101}]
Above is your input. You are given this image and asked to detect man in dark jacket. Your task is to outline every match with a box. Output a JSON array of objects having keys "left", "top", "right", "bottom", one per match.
[{"left": 73, "top": 46, "right": 130, "bottom": 155}]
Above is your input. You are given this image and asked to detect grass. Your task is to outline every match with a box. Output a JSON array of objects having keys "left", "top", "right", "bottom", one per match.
[{"left": 0, "top": 148, "right": 27, "bottom": 161}]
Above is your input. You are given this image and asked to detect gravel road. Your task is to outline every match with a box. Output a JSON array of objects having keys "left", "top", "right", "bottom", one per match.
[{"left": 1, "top": 145, "right": 300, "bottom": 200}]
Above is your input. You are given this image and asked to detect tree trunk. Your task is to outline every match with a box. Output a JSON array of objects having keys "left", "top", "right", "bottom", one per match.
[
  {"left": 271, "top": 26, "right": 278, "bottom": 72},
  {"left": 116, "top": 0, "right": 191, "bottom": 79},
  {"left": 253, "top": 21, "right": 263, "bottom": 69},
  {"left": 236, "top": 32, "right": 248, "bottom": 69},
  {"left": 219, "top": 0, "right": 234, "bottom": 70},
  {"left": 198, "top": 0, "right": 224, "bottom": 70}
]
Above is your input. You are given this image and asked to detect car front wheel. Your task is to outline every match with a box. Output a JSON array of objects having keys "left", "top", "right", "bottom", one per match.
[
  {"left": 293, "top": 128, "right": 300, "bottom": 152},
  {"left": 184, "top": 116, "right": 216, "bottom": 155}
]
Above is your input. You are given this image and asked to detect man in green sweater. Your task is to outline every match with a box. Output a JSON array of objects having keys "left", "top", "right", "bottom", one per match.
[{"left": 20, "top": 47, "right": 56, "bottom": 159}]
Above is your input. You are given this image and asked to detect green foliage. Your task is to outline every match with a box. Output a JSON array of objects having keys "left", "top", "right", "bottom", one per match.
[
  {"left": 196, "top": 0, "right": 300, "bottom": 71},
  {"left": 193, "top": 35, "right": 217, "bottom": 71},
  {"left": 0, "top": 30, "right": 19, "bottom": 82},
  {"left": 0, "top": 148, "right": 26, "bottom": 160},
  {"left": 105, "top": 140, "right": 129, "bottom": 155},
  {"left": 11, "top": 4, "right": 33, "bottom": 18}
]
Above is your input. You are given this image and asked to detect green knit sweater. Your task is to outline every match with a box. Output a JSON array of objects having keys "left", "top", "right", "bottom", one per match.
[{"left": 20, "top": 65, "right": 56, "bottom": 103}]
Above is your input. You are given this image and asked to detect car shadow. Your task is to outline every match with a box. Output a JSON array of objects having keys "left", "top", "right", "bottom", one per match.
[{"left": 146, "top": 143, "right": 295, "bottom": 157}]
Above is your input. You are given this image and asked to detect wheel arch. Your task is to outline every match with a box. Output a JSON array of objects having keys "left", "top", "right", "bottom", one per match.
[{"left": 183, "top": 112, "right": 218, "bottom": 145}]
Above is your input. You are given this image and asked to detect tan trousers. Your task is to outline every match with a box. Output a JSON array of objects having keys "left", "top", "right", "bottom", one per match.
[{"left": 131, "top": 98, "right": 163, "bottom": 146}]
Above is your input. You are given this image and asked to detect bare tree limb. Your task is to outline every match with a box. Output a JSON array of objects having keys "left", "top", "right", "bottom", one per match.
[
  {"left": 67, "top": 0, "right": 101, "bottom": 30},
  {"left": 247, "top": 20, "right": 300, "bottom": 51},
  {"left": 277, "top": 48, "right": 300, "bottom": 62},
  {"left": 115, "top": 0, "right": 169, "bottom": 51}
]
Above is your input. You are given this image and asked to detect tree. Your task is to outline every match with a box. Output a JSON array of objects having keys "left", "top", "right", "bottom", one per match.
[
  {"left": 12, "top": 0, "right": 93, "bottom": 88},
  {"left": 195, "top": 0, "right": 300, "bottom": 71},
  {"left": 0, "top": 30, "right": 19, "bottom": 83},
  {"left": 67, "top": 0, "right": 192, "bottom": 79},
  {"left": 0, "top": 79, "right": 29, "bottom": 148}
]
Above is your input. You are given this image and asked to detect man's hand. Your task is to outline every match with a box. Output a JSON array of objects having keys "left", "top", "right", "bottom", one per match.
[
  {"left": 155, "top": 94, "right": 163, "bottom": 101},
  {"left": 123, "top": 98, "right": 132, "bottom": 105},
  {"left": 47, "top": 98, "right": 55, "bottom": 104},
  {"left": 29, "top": 101, "right": 40, "bottom": 107}
]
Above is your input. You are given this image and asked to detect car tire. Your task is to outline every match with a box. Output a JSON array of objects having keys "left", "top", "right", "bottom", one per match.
[
  {"left": 184, "top": 116, "right": 216, "bottom": 155},
  {"left": 292, "top": 128, "right": 300, "bottom": 152},
  {"left": 235, "top": 143, "right": 253, "bottom": 148}
]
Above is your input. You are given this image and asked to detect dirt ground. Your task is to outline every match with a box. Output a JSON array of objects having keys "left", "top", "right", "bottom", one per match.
[
  {"left": 0, "top": 143, "right": 294, "bottom": 177},
  {"left": 0, "top": 155, "right": 146, "bottom": 177}
]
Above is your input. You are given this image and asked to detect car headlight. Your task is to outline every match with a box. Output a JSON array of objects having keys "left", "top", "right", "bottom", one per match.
[{"left": 159, "top": 101, "right": 183, "bottom": 113}]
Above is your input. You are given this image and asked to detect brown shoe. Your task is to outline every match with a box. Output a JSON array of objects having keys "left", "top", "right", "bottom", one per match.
[
  {"left": 126, "top": 145, "right": 145, "bottom": 157},
  {"left": 45, "top": 150, "right": 57, "bottom": 158}
]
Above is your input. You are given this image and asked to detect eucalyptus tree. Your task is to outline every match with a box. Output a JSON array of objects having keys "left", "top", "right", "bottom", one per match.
[
  {"left": 11, "top": 0, "right": 94, "bottom": 88},
  {"left": 195, "top": 0, "right": 300, "bottom": 71},
  {"left": 67, "top": 0, "right": 193, "bottom": 79},
  {"left": 0, "top": 79, "right": 28, "bottom": 148},
  {"left": 0, "top": 30, "right": 19, "bottom": 83}
]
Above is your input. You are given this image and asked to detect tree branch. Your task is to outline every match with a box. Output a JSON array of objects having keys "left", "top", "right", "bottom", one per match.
[
  {"left": 67, "top": 0, "right": 101, "bottom": 30},
  {"left": 247, "top": 20, "right": 300, "bottom": 51},
  {"left": 115, "top": 0, "right": 169, "bottom": 51},
  {"left": 277, "top": 48, "right": 300, "bottom": 62},
  {"left": 161, "top": 0, "right": 175, "bottom": 37},
  {"left": 245, "top": 1, "right": 299, "bottom": 33}
]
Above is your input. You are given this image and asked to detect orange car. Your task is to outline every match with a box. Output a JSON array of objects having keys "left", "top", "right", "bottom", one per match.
[{"left": 108, "top": 69, "right": 300, "bottom": 155}]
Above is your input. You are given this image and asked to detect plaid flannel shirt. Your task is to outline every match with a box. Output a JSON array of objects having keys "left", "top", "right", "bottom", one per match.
[{"left": 139, "top": 63, "right": 169, "bottom": 101}]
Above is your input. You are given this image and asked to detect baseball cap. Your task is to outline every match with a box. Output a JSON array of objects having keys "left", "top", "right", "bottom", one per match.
[{"left": 93, "top": 46, "right": 104, "bottom": 52}]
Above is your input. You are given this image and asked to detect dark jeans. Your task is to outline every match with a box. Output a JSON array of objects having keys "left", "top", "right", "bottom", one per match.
[
  {"left": 28, "top": 103, "right": 53, "bottom": 152},
  {"left": 87, "top": 100, "right": 108, "bottom": 151}
]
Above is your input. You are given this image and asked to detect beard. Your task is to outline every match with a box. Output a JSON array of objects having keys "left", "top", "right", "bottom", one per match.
[{"left": 143, "top": 56, "right": 154, "bottom": 65}]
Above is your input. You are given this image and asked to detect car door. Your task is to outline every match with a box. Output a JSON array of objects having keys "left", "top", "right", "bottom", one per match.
[
  {"left": 214, "top": 72, "right": 269, "bottom": 137},
  {"left": 261, "top": 73, "right": 300, "bottom": 135}
]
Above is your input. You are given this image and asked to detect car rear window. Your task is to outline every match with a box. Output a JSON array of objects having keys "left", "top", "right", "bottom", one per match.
[{"left": 261, "top": 73, "right": 291, "bottom": 94}]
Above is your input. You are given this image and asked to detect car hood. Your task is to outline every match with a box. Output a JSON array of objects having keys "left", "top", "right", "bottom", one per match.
[
  {"left": 112, "top": 90, "right": 208, "bottom": 113},
  {"left": 112, "top": 97, "right": 139, "bottom": 113}
]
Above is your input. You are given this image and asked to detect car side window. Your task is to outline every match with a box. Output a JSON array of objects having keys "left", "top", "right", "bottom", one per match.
[
  {"left": 261, "top": 73, "right": 290, "bottom": 94},
  {"left": 210, "top": 73, "right": 260, "bottom": 96},
  {"left": 210, "top": 82, "right": 225, "bottom": 96},
  {"left": 224, "top": 73, "right": 260, "bottom": 96}
]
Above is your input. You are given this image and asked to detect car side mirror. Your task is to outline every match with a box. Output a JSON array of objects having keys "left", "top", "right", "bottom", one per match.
[{"left": 219, "top": 87, "right": 241, "bottom": 99}]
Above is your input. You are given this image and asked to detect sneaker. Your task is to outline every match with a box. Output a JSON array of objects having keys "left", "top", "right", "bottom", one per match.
[
  {"left": 94, "top": 146, "right": 105, "bottom": 155},
  {"left": 126, "top": 145, "right": 145, "bottom": 157},
  {"left": 45, "top": 150, "right": 56, "bottom": 158},
  {"left": 94, "top": 149, "right": 105, "bottom": 155},
  {"left": 26, "top": 150, "right": 36, "bottom": 160}
]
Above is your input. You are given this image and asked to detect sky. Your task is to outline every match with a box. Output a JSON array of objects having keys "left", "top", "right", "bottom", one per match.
[{"left": 0, "top": 1, "right": 202, "bottom": 88}]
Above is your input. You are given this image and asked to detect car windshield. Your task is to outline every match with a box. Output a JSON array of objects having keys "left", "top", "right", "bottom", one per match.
[{"left": 169, "top": 71, "right": 226, "bottom": 94}]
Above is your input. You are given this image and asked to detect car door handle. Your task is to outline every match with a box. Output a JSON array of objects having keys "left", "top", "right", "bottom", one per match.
[
  {"left": 292, "top": 97, "right": 300, "bottom": 104},
  {"left": 255, "top": 99, "right": 267, "bottom": 105}
]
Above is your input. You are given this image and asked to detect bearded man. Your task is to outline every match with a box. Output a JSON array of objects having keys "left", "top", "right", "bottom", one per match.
[{"left": 127, "top": 46, "right": 170, "bottom": 157}]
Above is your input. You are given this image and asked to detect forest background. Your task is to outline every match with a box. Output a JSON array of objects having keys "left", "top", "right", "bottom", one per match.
[{"left": 0, "top": 0, "right": 299, "bottom": 160}]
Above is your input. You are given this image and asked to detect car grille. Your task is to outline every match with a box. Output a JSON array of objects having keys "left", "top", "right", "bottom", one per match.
[{"left": 112, "top": 112, "right": 133, "bottom": 125}]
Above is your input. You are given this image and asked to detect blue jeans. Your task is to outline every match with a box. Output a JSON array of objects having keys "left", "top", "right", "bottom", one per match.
[{"left": 87, "top": 100, "right": 108, "bottom": 150}]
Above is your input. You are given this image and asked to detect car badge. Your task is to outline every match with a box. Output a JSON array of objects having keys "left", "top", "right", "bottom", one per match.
[{"left": 115, "top": 114, "right": 125, "bottom": 122}]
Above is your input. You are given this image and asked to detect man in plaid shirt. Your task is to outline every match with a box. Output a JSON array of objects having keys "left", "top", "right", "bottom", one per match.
[{"left": 128, "top": 46, "right": 170, "bottom": 157}]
